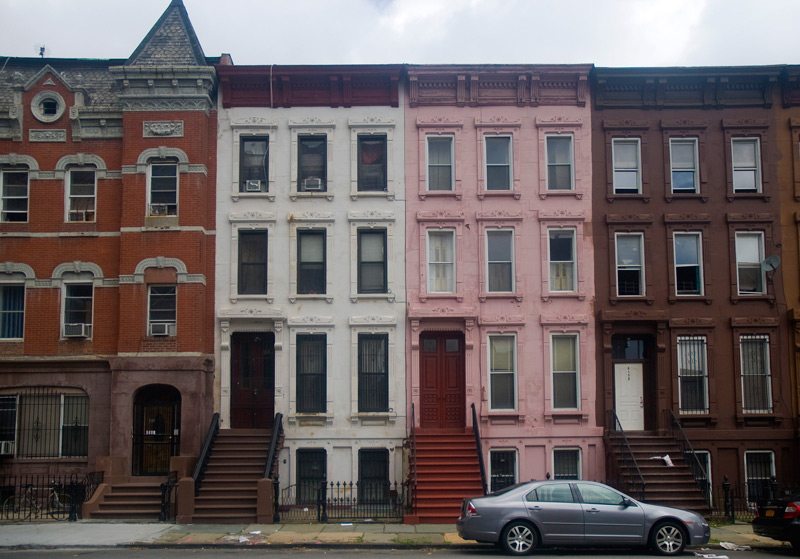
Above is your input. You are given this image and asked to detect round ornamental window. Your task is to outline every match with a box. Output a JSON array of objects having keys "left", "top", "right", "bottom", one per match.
[{"left": 31, "top": 91, "right": 66, "bottom": 123}]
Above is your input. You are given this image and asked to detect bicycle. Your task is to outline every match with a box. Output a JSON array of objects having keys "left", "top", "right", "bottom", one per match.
[{"left": 1, "top": 482, "right": 72, "bottom": 521}]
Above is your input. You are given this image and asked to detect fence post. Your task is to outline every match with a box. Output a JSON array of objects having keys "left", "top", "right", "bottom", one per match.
[
  {"left": 68, "top": 479, "right": 78, "bottom": 521},
  {"left": 769, "top": 476, "right": 778, "bottom": 501},
  {"left": 318, "top": 482, "right": 328, "bottom": 523},
  {"left": 722, "top": 475, "right": 733, "bottom": 522},
  {"left": 272, "top": 477, "right": 280, "bottom": 524}
]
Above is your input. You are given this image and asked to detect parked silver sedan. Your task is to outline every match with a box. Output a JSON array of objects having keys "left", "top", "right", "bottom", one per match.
[{"left": 457, "top": 480, "right": 710, "bottom": 556}]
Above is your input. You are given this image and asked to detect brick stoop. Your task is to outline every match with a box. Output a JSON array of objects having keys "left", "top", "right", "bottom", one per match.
[{"left": 88, "top": 483, "right": 162, "bottom": 520}]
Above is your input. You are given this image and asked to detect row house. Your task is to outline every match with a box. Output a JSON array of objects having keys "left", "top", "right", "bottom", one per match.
[
  {"left": 0, "top": 0, "right": 218, "bottom": 495},
  {"left": 591, "top": 66, "right": 797, "bottom": 505},
  {"left": 404, "top": 65, "right": 602, "bottom": 521},
  {"left": 215, "top": 63, "right": 408, "bottom": 509}
]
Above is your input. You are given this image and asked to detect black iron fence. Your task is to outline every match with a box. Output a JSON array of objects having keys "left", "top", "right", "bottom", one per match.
[
  {"left": 709, "top": 476, "right": 800, "bottom": 522},
  {"left": 276, "top": 481, "right": 408, "bottom": 523},
  {"left": 0, "top": 471, "right": 102, "bottom": 521}
]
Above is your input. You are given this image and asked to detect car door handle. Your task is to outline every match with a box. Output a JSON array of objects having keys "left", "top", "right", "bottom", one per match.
[
  {"left": 587, "top": 508, "right": 599, "bottom": 513},
  {"left": 529, "top": 506, "right": 542, "bottom": 511}
]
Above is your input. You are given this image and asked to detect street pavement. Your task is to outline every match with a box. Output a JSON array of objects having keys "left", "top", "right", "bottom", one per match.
[{"left": 0, "top": 520, "right": 792, "bottom": 551}]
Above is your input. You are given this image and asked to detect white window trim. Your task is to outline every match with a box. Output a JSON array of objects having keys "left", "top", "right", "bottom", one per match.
[
  {"left": 669, "top": 137, "right": 699, "bottom": 193},
  {"left": 673, "top": 232, "right": 704, "bottom": 296},
  {"left": 548, "top": 228, "right": 577, "bottom": 294},
  {"left": 743, "top": 450, "right": 775, "bottom": 502},
  {"left": 488, "top": 333, "right": 518, "bottom": 412},
  {"left": 615, "top": 232, "right": 645, "bottom": 298},
  {"left": 288, "top": 118, "right": 336, "bottom": 201},
  {"left": 349, "top": 118, "right": 396, "bottom": 200},
  {"left": 735, "top": 231, "right": 766, "bottom": 296},
  {"left": 732, "top": 137, "right": 763, "bottom": 193},
  {"left": 0, "top": 282, "right": 25, "bottom": 341},
  {"left": 426, "top": 229, "right": 457, "bottom": 295},
  {"left": 425, "top": 135, "right": 456, "bottom": 192},
  {"left": 230, "top": 211, "right": 276, "bottom": 303},
  {"left": 612, "top": 138, "right": 642, "bottom": 194},
  {"left": 349, "top": 320, "right": 397, "bottom": 423},
  {"left": 485, "top": 228, "right": 515, "bottom": 295},
  {"left": 739, "top": 334, "right": 773, "bottom": 414},
  {"left": 231, "top": 120, "right": 278, "bottom": 201},
  {"left": 287, "top": 321, "right": 335, "bottom": 424},
  {"left": 288, "top": 212, "right": 335, "bottom": 303},
  {"left": 552, "top": 447, "right": 582, "bottom": 480},
  {"left": 61, "top": 281, "right": 94, "bottom": 339},
  {"left": 550, "top": 332, "right": 580, "bottom": 411},
  {"left": 545, "top": 134, "right": 575, "bottom": 191},
  {"left": 146, "top": 160, "right": 179, "bottom": 217},
  {"left": 1, "top": 168, "right": 29, "bottom": 223},
  {"left": 482, "top": 134, "right": 514, "bottom": 192},
  {"left": 65, "top": 167, "right": 97, "bottom": 223},
  {"left": 676, "top": 335, "right": 710, "bottom": 415},
  {"left": 147, "top": 284, "right": 177, "bottom": 337},
  {"left": 348, "top": 211, "right": 396, "bottom": 302}
]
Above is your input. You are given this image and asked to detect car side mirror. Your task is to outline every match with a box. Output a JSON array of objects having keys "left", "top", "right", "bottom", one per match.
[{"left": 621, "top": 497, "right": 634, "bottom": 507}]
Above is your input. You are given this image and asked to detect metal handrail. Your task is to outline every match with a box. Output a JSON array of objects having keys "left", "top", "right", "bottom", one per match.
[
  {"left": 263, "top": 413, "right": 284, "bottom": 478},
  {"left": 410, "top": 403, "right": 417, "bottom": 514},
  {"left": 192, "top": 412, "right": 219, "bottom": 495},
  {"left": 665, "top": 408, "right": 711, "bottom": 506},
  {"left": 471, "top": 403, "right": 487, "bottom": 495},
  {"left": 606, "top": 409, "right": 646, "bottom": 500}
]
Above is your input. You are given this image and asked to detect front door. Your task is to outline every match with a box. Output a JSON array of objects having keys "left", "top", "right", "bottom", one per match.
[
  {"left": 231, "top": 332, "right": 275, "bottom": 429},
  {"left": 419, "top": 331, "right": 465, "bottom": 429},
  {"left": 614, "top": 363, "right": 644, "bottom": 431},
  {"left": 132, "top": 385, "right": 181, "bottom": 476}
]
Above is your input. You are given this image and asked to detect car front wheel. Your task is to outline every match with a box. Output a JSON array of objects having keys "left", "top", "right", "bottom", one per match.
[
  {"left": 500, "top": 521, "right": 537, "bottom": 555},
  {"left": 650, "top": 521, "right": 686, "bottom": 556}
]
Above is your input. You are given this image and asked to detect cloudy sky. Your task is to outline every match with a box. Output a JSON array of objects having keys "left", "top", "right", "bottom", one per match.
[{"left": 0, "top": 0, "right": 797, "bottom": 67}]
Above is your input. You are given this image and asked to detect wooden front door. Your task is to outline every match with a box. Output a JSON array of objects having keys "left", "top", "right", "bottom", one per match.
[
  {"left": 419, "top": 331, "right": 465, "bottom": 429},
  {"left": 231, "top": 332, "right": 275, "bottom": 429}
]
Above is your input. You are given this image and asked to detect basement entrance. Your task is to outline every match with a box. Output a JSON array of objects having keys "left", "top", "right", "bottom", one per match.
[{"left": 132, "top": 385, "right": 181, "bottom": 476}]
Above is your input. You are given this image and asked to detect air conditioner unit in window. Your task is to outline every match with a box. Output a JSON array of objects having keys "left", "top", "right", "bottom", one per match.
[
  {"left": 302, "top": 177, "right": 323, "bottom": 191},
  {"left": 64, "top": 323, "right": 91, "bottom": 338},
  {"left": 245, "top": 180, "right": 263, "bottom": 192},
  {"left": 0, "top": 441, "right": 14, "bottom": 456},
  {"left": 150, "top": 204, "right": 169, "bottom": 216},
  {"left": 149, "top": 323, "right": 176, "bottom": 337}
]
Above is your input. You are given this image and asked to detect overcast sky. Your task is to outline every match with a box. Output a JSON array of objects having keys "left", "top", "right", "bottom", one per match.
[{"left": 1, "top": 0, "right": 797, "bottom": 68}]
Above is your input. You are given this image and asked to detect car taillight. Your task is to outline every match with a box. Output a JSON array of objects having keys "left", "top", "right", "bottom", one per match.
[
  {"left": 466, "top": 502, "right": 479, "bottom": 517},
  {"left": 785, "top": 502, "right": 800, "bottom": 519}
]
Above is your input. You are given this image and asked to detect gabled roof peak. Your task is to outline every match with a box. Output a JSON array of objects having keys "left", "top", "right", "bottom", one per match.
[{"left": 125, "top": 0, "right": 207, "bottom": 67}]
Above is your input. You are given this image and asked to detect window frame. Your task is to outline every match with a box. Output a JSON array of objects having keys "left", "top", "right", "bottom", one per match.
[
  {"left": 231, "top": 121, "right": 277, "bottom": 200},
  {"left": 614, "top": 232, "right": 645, "bottom": 298},
  {"left": 289, "top": 214, "right": 334, "bottom": 303},
  {"left": 426, "top": 229, "right": 456, "bottom": 294},
  {"left": 147, "top": 284, "right": 177, "bottom": 337},
  {"left": 62, "top": 282, "right": 94, "bottom": 339},
  {"left": 551, "top": 333, "right": 580, "bottom": 411},
  {"left": 489, "top": 449, "right": 517, "bottom": 493},
  {"left": 611, "top": 138, "right": 642, "bottom": 195},
  {"left": 676, "top": 335, "right": 709, "bottom": 415},
  {"left": 1, "top": 168, "right": 29, "bottom": 223},
  {"left": 297, "top": 230, "right": 327, "bottom": 296},
  {"left": 297, "top": 134, "right": 328, "bottom": 193},
  {"left": 488, "top": 333, "right": 517, "bottom": 412},
  {"left": 669, "top": 137, "right": 700, "bottom": 194},
  {"left": 147, "top": 158, "right": 179, "bottom": 217},
  {"left": 731, "top": 137, "right": 762, "bottom": 194},
  {"left": 744, "top": 450, "right": 775, "bottom": 503},
  {"left": 545, "top": 134, "right": 575, "bottom": 191},
  {"left": 486, "top": 229, "right": 515, "bottom": 294},
  {"left": 426, "top": 135, "right": 455, "bottom": 192},
  {"left": 738, "top": 334, "right": 773, "bottom": 414},
  {"left": 553, "top": 448, "right": 582, "bottom": 480},
  {"left": 483, "top": 135, "right": 513, "bottom": 192},
  {"left": 237, "top": 229, "right": 268, "bottom": 296},
  {"left": 357, "top": 333, "right": 389, "bottom": 413},
  {"left": 723, "top": 119, "right": 769, "bottom": 199},
  {"left": 295, "top": 333, "right": 328, "bottom": 414},
  {"left": 239, "top": 135, "right": 270, "bottom": 194},
  {"left": 289, "top": 118, "right": 335, "bottom": 200},
  {"left": 296, "top": 448, "right": 326, "bottom": 504},
  {"left": 548, "top": 228, "right": 576, "bottom": 293},
  {"left": 356, "top": 134, "right": 388, "bottom": 192},
  {"left": 735, "top": 231, "right": 766, "bottom": 296},
  {"left": 66, "top": 167, "right": 96, "bottom": 223},
  {"left": 673, "top": 231, "right": 704, "bottom": 296},
  {"left": 0, "top": 283, "right": 25, "bottom": 340},
  {"left": 349, "top": 118, "right": 396, "bottom": 199},
  {"left": 357, "top": 229, "right": 388, "bottom": 295}
]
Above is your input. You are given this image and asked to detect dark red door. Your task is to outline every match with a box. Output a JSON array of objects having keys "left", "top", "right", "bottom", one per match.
[
  {"left": 231, "top": 332, "right": 275, "bottom": 429},
  {"left": 419, "top": 331, "right": 465, "bottom": 429}
]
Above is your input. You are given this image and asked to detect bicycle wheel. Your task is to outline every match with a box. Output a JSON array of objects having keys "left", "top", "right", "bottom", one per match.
[
  {"left": 1, "top": 496, "right": 16, "bottom": 520},
  {"left": 48, "top": 493, "right": 72, "bottom": 521}
]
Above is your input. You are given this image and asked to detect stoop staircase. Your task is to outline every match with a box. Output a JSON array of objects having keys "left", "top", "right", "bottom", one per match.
[
  {"left": 89, "top": 483, "right": 162, "bottom": 520},
  {"left": 410, "top": 429, "right": 484, "bottom": 523}
]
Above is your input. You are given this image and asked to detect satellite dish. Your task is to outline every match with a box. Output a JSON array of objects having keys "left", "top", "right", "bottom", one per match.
[{"left": 761, "top": 255, "right": 781, "bottom": 272}]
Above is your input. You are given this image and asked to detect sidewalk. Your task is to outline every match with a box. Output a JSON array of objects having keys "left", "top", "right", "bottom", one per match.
[{"left": 0, "top": 520, "right": 791, "bottom": 551}]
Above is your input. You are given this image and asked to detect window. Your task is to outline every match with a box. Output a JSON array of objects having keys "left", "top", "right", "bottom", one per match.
[
  {"left": 487, "top": 230, "right": 514, "bottom": 293},
  {"left": 546, "top": 135, "right": 574, "bottom": 190},
  {"left": 528, "top": 483, "right": 574, "bottom": 503},
  {"left": 148, "top": 159, "right": 178, "bottom": 216},
  {"left": 240, "top": 136, "right": 268, "bottom": 193},
  {"left": 740, "top": 334, "right": 772, "bottom": 413},
  {"left": 0, "top": 285, "right": 24, "bottom": 339},
  {"left": 677, "top": 335, "right": 708, "bottom": 414},
  {"left": 612, "top": 138, "right": 641, "bottom": 194},
  {"left": 552, "top": 334, "right": 578, "bottom": 409},
  {"left": 489, "top": 335, "right": 516, "bottom": 410},
  {"left": 615, "top": 233, "right": 644, "bottom": 296},
  {"left": 695, "top": 450, "right": 712, "bottom": 501},
  {"left": 670, "top": 138, "right": 699, "bottom": 193},
  {"left": 297, "top": 230, "right": 326, "bottom": 295},
  {"left": 1, "top": 168, "right": 28, "bottom": 222},
  {"left": 549, "top": 229, "right": 575, "bottom": 292},
  {"left": 298, "top": 135, "right": 327, "bottom": 192},
  {"left": 732, "top": 138, "right": 761, "bottom": 193},
  {"left": 427, "top": 136, "right": 453, "bottom": 191},
  {"left": 238, "top": 230, "right": 268, "bottom": 295},
  {"left": 296, "top": 334, "right": 326, "bottom": 413},
  {"left": 359, "top": 449, "right": 389, "bottom": 503},
  {"left": 297, "top": 448, "right": 326, "bottom": 504},
  {"left": 576, "top": 483, "right": 625, "bottom": 505},
  {"left": 148, "top": 285, "right": 176, "bottom": 337},
  {"left": 67, "top": 169, "right": 96, "bottom": 222},
  {"left": 427, "top": 230, "right": 455, "bottom": 293},
  {"left": 357, "top": 135, "right": 387, "bottom": 191},
  {"left": 735, "top": 232, "right": 765, "bottom": 295},
  {"left": 358, "top": 333, "right": 388, "bottom": 412},
  {"left": 674, "top": 232, "right": 703, "bottom": 295},
  {"left": 63, "top": 283, "right": 92, "bottom": 337},
  {"left": 485, "top": 136, "right": 512, "bottom": 191},
  {"left": 553, "top": 449, "right": 581, "bottom": 480},
  {"left": 490, "top": 450, "right": 517, "bottom": 492},
  {"left": 358, "top": 230, "right": 387, "bottom": 294},
  {"left": 745, "top": 451, "right": 774, "bottom": 503}
]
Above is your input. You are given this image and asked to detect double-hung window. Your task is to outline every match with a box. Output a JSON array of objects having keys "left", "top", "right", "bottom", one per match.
[
  {"left": 546, "top": 135, "right": 574, "bottom": 191},
  {"left": 298, "top": 135, "right": 327, "bottom": 192},
  {"left": 297, "top": 230, "right": 326, "bottom": 295},
  {"left": 240, "top": 136, "right": 269, "bottom": 193},
  {"left": 238, "top": 230, "right": 268, "bottom": 295},
  {"left": 549, "top": 229, "right": 576, "bottom": 292},
  {"left": 67, "top": 168, "right": 96, "bottom": 222},
  {"left": 489, "top": 335, "right": 516, "bottom": 410},
  {"left": 615, "top": 233, "right": 644, "bottom": 296},
  {"left": 63, "top": 283, "right": 93, "bottom": 338},
  {"left": 357, "top": 230, "right": 387, "bottom": 294},
  {"left": 148, "top": 159, "right": 178, "bottom": 216},
  {"left": 740, "top": 334, "right": 772, "bottom": 413},
  {"left": 735, "top": 232, "right": 765, "bottom": 295},
  {"left": 490, "top": 450, "right": 517, "bottom": 492},
  {"left": 732, "top": 138, "right": 761, "bottom": 193},
  {"left": 485, "top": 136, "right": 512, "bottom": 191},
  {"left": 427, "top": 230, "right": 455, "bottom": 293},
  {"left": 552, "top": 334, "right": 578, "bottom": 409},
  {"left": 148, "top": 285, "right": 176, "bottom": 337},
  {"left": 486, "top": 230, "right": 513, "bottom": 293},
  {"left": 553, "top": 449, "right": 581, "bottom": 480},
  {"left": 357, "top": 135, "right": 387, "bottom": 192},
  {"left": 296, "top": 334, "right": 326, "bottom": 413},
  {"left": 358, "top": 333, "right": 388, "bottom": 412},
  {"left": 674, "top": 232, "right": 703, "bottom": 295},
  {"left": 612, "top": 138, "right": 641, "bottom": 194},
  {"left": 1, "top": 168, "right": 28, "bottom": 222},
  {"left": 0, "top": 285, "right": 24, "bottom": 339},
  {"left": 427, "top": 136, "right": 453, "bottom": 191},
  {"left": 677, "top": 335, "right": 708, "bottom": 414},
  {"left": 670, "top": 138, "right": 699, "bottom": 193}
]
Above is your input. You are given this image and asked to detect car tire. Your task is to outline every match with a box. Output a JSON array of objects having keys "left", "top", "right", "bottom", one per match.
[
  {"left": 500, "top": 521, "right": 537, "bottom": 556},
  {"left": 650, "top": 520, "right": 687, "bottom": 556}
]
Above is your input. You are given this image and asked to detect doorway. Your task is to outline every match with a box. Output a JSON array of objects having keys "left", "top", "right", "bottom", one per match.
[
  {"left": 132, "top": 385, "right": 180, "bottom": 476},
  {"left": 612, "top": 335, "right": 654, "bottom": 431},
  {"left": 231, "top": 332, "right": 275, "bottom": 429},
  {"left": 419, "top": 331, "right": 465, "bottom": 429}
]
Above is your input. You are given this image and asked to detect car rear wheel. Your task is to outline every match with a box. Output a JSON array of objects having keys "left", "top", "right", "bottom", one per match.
[
  {"left": 500, "top": 521, "right": 537, "bottom": 555},
  {"left": 650, "top": 521, "right": 686, "bottom": 556}
]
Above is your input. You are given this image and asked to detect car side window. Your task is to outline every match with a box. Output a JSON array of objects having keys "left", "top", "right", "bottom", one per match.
[
  {"left": 526, "top": 483, "right": 574, "bottom": 503},
  {"left": 576, "top": 483, "right": 625, "bottom": 505}
]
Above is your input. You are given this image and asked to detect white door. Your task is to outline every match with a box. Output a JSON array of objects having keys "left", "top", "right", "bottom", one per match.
[{"left": 614, "top": 363, "right": 644, "bottom": 430}]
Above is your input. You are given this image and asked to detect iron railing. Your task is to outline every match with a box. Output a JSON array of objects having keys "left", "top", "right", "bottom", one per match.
[
  {"left": 409, "top": 402, "right": 417, "bottom": 515},
  {"left": 263, "top": 412, "right": 283, "bottom": 479},
  {"left": 664, "top": 408, "right": 711, "bottom": 506},
  {"left": 605, "top": 409, "right": 646, "bottom": 500},
  {"left": 0, "top": 472, "right": 101, "bottom": 522},
  {"left": 192, "top": 412, "right": 219, "bottom": 496},
  {"left": 471, "top": 403, "right": 487, "bottom": 495},
  {"left": 710, "top": 477, "right": 800, "bottom": 522},
  {"left": 277, "top": 481, "right": 407, "bottom": 523},
  {"left": 159, "top": 470, "right": 178, "bottom": 521}
]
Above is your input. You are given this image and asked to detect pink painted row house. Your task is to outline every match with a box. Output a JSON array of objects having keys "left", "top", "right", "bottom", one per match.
[{"left": 404, "top": 65, "right": 601, "bottom": 522}]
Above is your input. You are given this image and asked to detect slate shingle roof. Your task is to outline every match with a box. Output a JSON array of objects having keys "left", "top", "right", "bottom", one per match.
[{"left": 126, "top": 0, "right": 207, "bottom": 67}]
